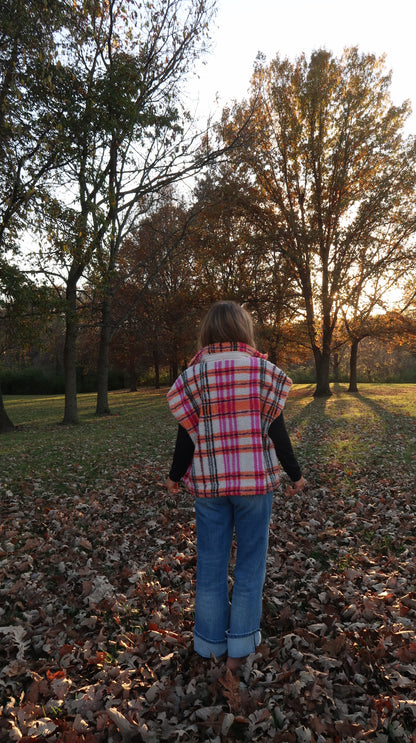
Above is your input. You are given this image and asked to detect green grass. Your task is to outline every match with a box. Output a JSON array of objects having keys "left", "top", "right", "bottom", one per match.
[
  {"left": 284, "top": 383, "right": 416, "bottom": 475},
  {"left": 0, "top": 388, "right": 174, "bottom": 496},
  {"left": 1, "top": 383, "right": 415, "bottom": 499}
]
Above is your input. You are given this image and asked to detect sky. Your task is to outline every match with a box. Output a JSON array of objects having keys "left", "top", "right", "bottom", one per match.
[{"left": 186, "top": 0, "right": 416, "bottom": 132}]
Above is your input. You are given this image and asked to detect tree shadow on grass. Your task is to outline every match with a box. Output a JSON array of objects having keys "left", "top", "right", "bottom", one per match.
[
  {"left": 350, "top": 388, "right": 416, "bottom": 482},
  {"left": 285, "top": 384, "right": 336, "bottom": 460},
  {"left": 283, "top": 383, "right": 416, "bottom": 493}
]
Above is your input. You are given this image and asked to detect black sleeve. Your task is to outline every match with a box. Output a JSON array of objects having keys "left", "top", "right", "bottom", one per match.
[
  {"left": 268, "top": 412, "right": 302, "bottom": 482},
  {"left": 169, "top": 424, "right": 195, "bottom": 482}
]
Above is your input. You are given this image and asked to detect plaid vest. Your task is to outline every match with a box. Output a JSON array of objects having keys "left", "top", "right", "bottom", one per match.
[{"left": 167, "top": 342, "right": 292, "bottom": 497}]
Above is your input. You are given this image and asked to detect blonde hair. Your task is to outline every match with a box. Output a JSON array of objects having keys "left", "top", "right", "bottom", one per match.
[{"left": 198, "top": 301, "right": 256, "bottom": 348}]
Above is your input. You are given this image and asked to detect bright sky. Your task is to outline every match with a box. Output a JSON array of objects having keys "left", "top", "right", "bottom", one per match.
[{"left": 188, "top": 0, "right": 416, "bottom": 133}]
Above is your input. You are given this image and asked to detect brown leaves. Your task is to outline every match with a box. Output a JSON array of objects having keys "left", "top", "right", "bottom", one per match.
[
  {"left": 219, "top": 668, "right": 241, "bottom": 712},
  {"left": 1, "top": 436, "right": 416, "bottom": 742}
]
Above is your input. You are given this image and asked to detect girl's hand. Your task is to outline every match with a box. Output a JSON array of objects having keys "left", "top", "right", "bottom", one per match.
[
  {"left": 166, "top": 477, "right": 179, "bottom": 495},
  {"left": 285, "top": 476, "right": 306, "bottom": 496}
]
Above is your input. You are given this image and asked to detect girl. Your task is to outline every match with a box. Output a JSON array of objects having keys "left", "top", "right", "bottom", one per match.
[{"left": 166, "top": 301, "right": 305, "bottom": 673}]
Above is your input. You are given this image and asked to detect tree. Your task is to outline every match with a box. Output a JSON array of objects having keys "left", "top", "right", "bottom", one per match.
[
  {"left": 0, "top": 0, "right": 72, "bottom": 247},
  {"left": 190, "top": 169, "right": 265, "bottom": 304},
  {"left": 222, "top": 48, "right": 416, "bottom": 395},
  {"left": 188, "top": 164, "right": 304, "bottom": 363},
  {"left": 110, "top": 192, "right": 200, "bottom": 387},
  {"left": 36, "top": 0, "right": 223, "bottom": 422},
  {"left": 0, "top": 0, "right": 74, "bottom": 430},
  {"left": 0, "top": 262, "right": 56, "bottom": 431},
  {"left": 340, "top": 237, "right": 416, "bottom": 391},
  {"left": 342, "top": 283, "right": 397, "bottom": 394}
]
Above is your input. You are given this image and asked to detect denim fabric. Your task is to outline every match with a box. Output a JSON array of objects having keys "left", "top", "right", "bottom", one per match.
[{"left": 193, "top": 492, "right": 273, "bottom": 659}]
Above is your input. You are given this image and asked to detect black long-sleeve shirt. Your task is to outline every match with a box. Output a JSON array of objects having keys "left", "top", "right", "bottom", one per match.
[{"left": 169, "top": 411, "right": 302, "bottom": 484}]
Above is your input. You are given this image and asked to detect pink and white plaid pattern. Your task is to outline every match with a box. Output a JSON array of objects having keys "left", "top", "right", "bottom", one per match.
[{"left": 167, "top": 342, "right": 292, "bottom": 497}]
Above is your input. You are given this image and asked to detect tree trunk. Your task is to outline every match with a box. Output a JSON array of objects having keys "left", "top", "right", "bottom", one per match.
[
  {"left": 153, "top": 344, "right": 160, "bottom": 389},
  {"left": 301, "top": 272, "right": 332, "bottom": 397},
  {"left": 313, "top": 350, "right": 332, "bottom": 397},
  {"left": 128, "top": 345, "right": 137, "bottom": 392},
  {"left": 332, "top": 351, "right": 340, "bottom": 383},
  {"left": 96, "top": 296, "right": 112, "bottom": 416},
  {"left": 0, "top": 381, "right": 14, "bottom": 433},
  {"left": 62, "top": 268, "right": 81, "bottom": 425},
  {"left": 348, "top": 338, "right": 359, "bottom": 392},
  {"left": 171, "top": 358, "right": 179, "bottom": 382}
]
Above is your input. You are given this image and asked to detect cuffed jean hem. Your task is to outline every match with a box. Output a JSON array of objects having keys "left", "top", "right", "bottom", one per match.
[
  {"left": 226, "top": 629, "right": 261, "bottom": 658},
  {"left": 193, "top": 631, "right": 227, "bottom": 659}
]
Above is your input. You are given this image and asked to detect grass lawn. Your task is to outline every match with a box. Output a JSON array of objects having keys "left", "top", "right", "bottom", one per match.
[
  {"left": 1, "top": 388, "right": 174, "bottom": 494},
  {"left": 0, "top": 383, "right": 416, "bottom": 741}
]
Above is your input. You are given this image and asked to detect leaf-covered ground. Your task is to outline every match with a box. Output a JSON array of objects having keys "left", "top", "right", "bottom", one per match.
[{"left": 1, "top": 385, "right": 416, "bottom": 742}]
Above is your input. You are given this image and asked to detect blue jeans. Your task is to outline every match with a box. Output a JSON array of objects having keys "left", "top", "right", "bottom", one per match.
[{"left": 194, "top": 492, "right": 273, "bottom": 659}]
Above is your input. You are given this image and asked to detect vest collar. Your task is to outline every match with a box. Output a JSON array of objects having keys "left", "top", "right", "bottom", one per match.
[{"left": 190, "top": 342, "right": 267, "bottom": 366}]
